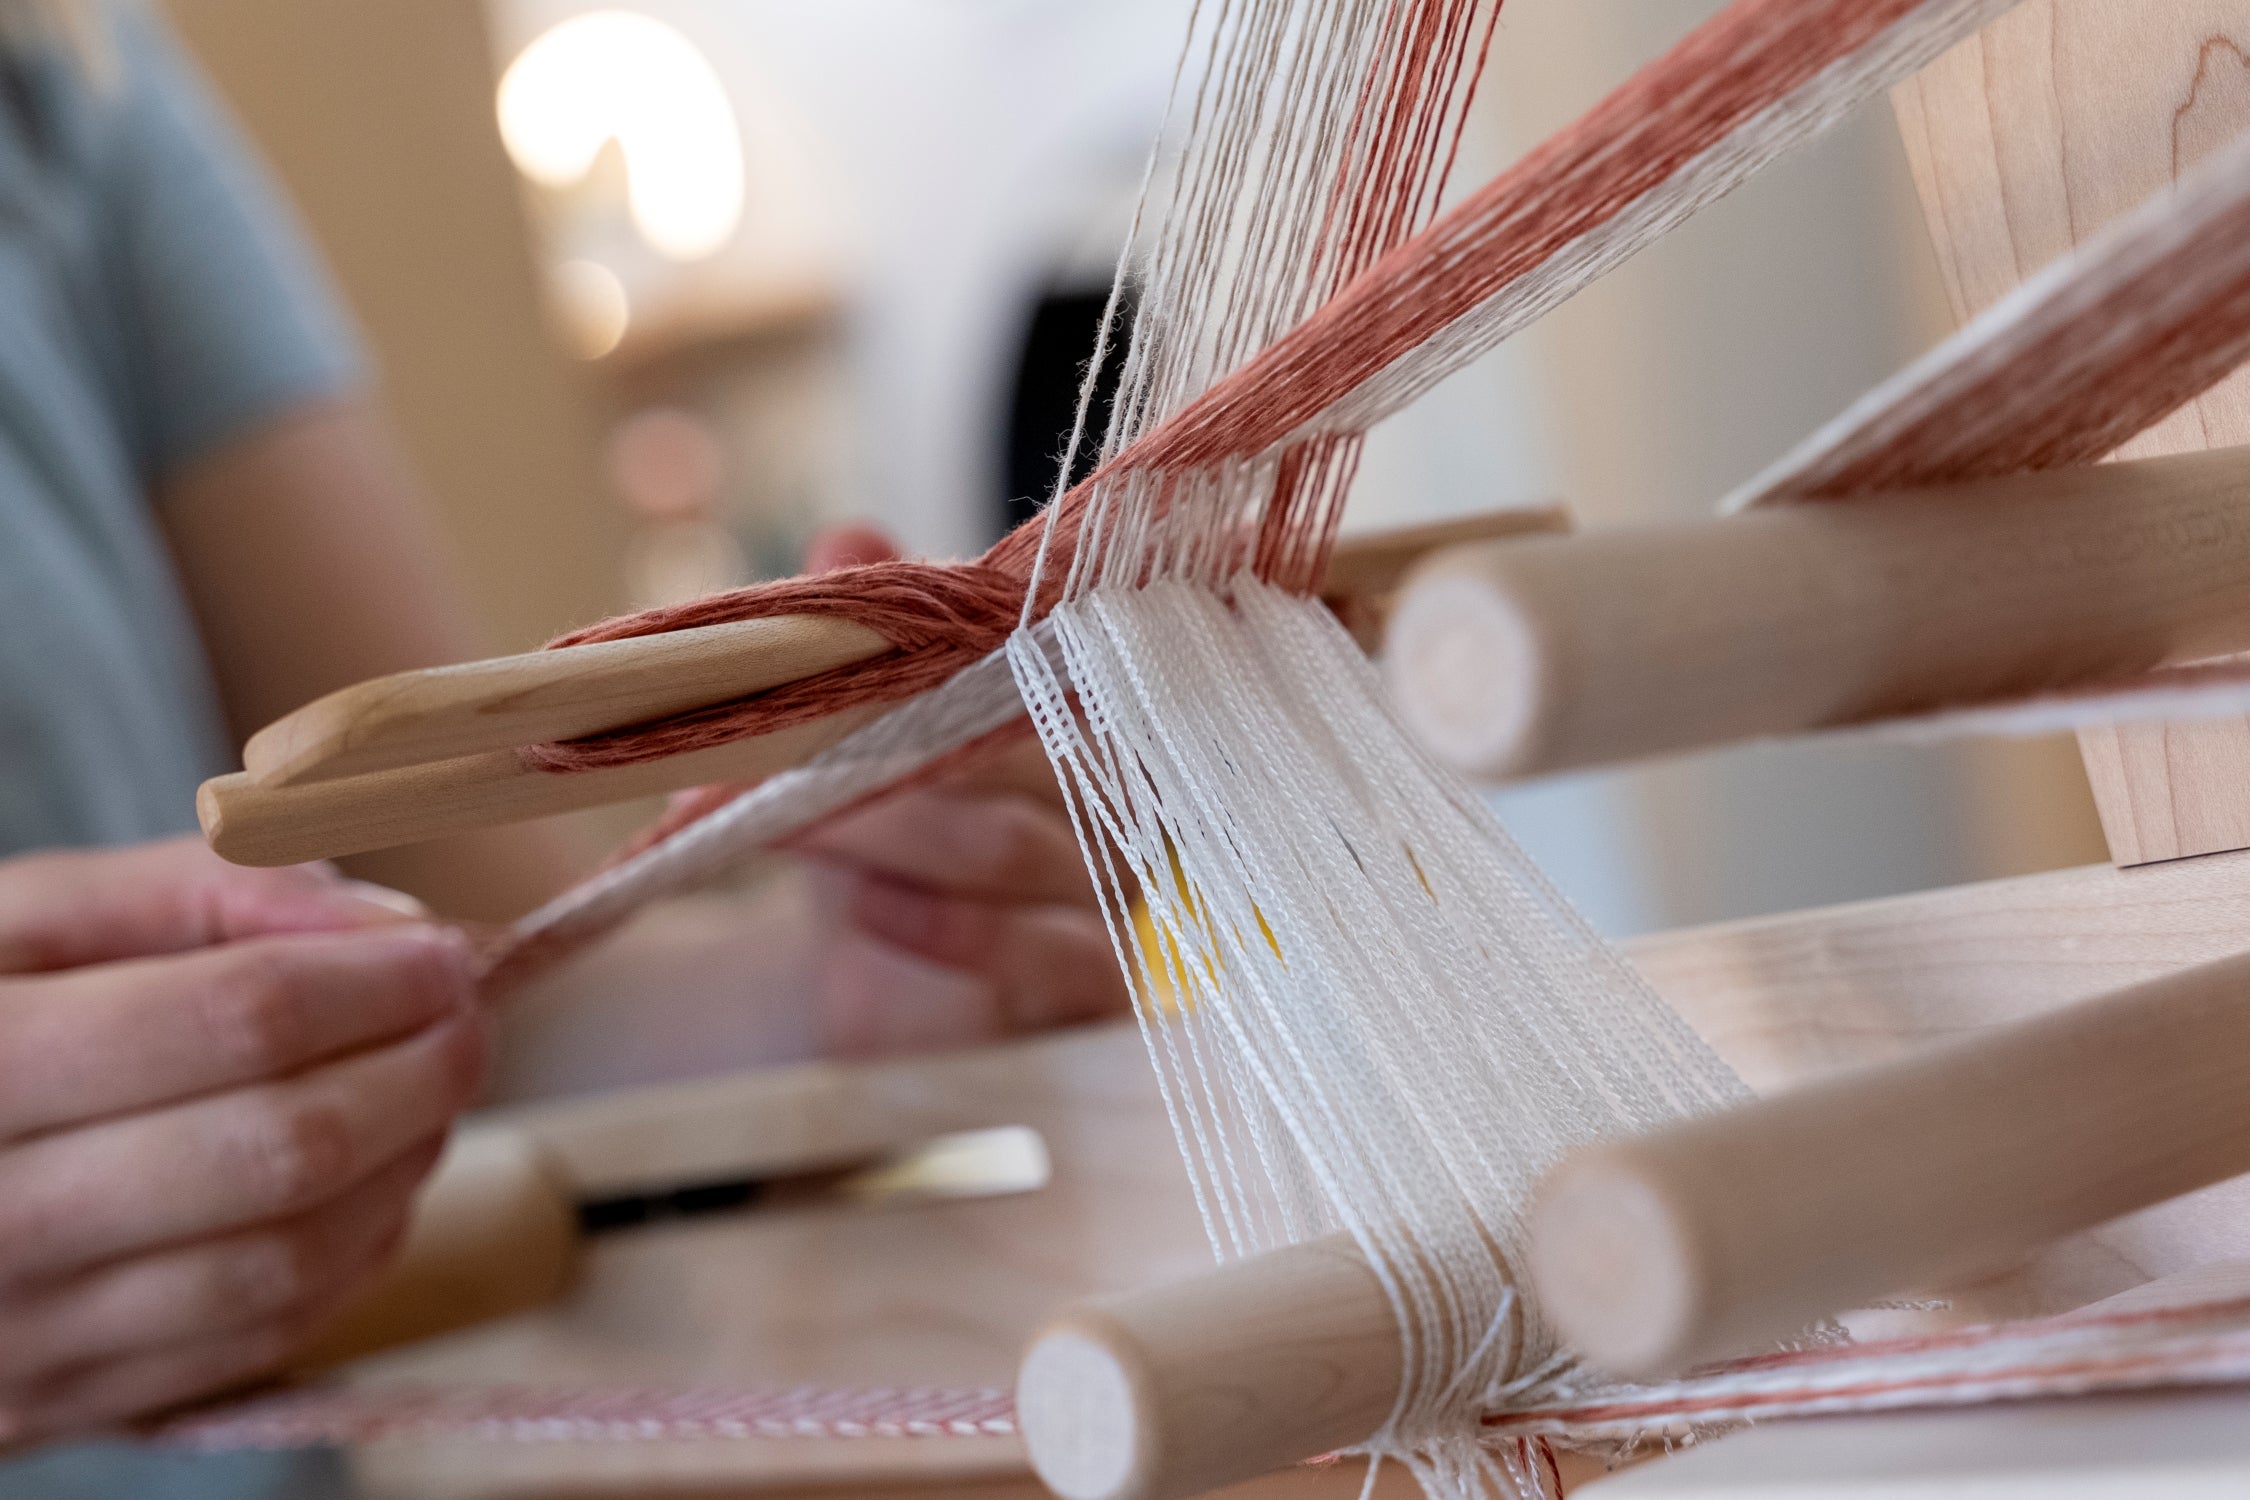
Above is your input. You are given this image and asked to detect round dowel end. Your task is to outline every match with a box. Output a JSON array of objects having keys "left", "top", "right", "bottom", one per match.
[
  {"left": 1529, "top": 1148, "right": 1702, "bottom": 1379},
  {"left": 1018, "top": 1234, "right": 1402, "bottom": 1500},
  {"left": 1383, "top": 564, "right": 1541, "bottom": 780},
  {"left": 196, "top": 776, "right": 247, "bottom": 862},
  {"left": 1019, "top": 1317, "right": 1155, "bottom": 1500}
]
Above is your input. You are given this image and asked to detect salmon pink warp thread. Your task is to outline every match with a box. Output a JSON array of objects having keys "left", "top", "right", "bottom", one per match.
[
  {"left": 523, "top": 560, "right": 1028, "bottom": 772},
  {"left": 518, "top": 0, "right": 1998, "bottom": 779}
]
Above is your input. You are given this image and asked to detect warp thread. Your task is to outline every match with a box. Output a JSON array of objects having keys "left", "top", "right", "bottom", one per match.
[
  {"left": 523, "top": 561, "right": 1027, "bottom": 772},
  {"left": 169, "top": 1291, "right": 2250, "bottom": 1454},
  {"left": 1732, "top": 123, "right": 2250, "bottom": 508},
  {"left": 165, "top": 1382, "right": 1018, "bottom": 1451},
  {"left": 514, "top": 0, "right": 2017, "bottom": 782}
]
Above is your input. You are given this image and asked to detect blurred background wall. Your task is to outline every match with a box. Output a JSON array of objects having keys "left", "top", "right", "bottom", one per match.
[
  {"left": 160, "top": 0, "right": 2108, "bottom": 936},
  {"left": 161, "top": 0, "right": 630, "bottom": 655},
  {"left": 1474, "top": 2, "right": 2109, "bottom": 929}
]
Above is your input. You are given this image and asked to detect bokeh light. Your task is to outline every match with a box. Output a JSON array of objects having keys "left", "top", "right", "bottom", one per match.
[
  {"left": 549, "top": 257, "right": 630, "bottom": 357},
  {"left": 498, "top": 11, "right": 745, "bottom": 261}
]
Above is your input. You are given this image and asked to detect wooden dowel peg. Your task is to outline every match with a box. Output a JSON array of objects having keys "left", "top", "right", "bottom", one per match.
[
  {"left": 300, "top": 1119, "right": 1054, "bottom": 1371},
  {"left": 200, "top": 708, "right": 880, "bottom": 867},
  {"left": 1017, "top": 1232, "right": 1403, "bottom": 1500},
  {"left": 246, "top": 615, "right": 893, "bottom": 788},
  {"left": 1384, "top": 447, "right": 2250, "bottom": 780},
  {"left": 1321, "top": 505, "right": 1569, "bottom": 649},
  {"left": 1529, "top": 947, "right": 2250, "bottom": 1381}
]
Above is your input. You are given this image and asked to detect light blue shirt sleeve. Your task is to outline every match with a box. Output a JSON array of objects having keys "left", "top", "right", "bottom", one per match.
[
  {"left": 0, "top": 1, "right": 368, "bottom": 852},
  {"left": 104, "top": 0, "right": 367, "bottom": 477}
]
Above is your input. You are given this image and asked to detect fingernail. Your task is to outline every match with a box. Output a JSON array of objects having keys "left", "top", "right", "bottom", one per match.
[
  {"left": 374, "top": 920, "right": 472, "bottom": 956},
  {"left": 340, "top": 881, "right": 434, "bottom": 921},
  {"left": 369, "top": 923, "right": 480, "bottom": 1002}
]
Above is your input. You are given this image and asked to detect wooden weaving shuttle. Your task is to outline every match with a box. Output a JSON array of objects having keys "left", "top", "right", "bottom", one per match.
[
  {"left": 243, "top": 613, "right": 894, "bottom": 788},
  {"left": 203, "top": 706, "right": 890, "bottom": 870},
  {"left": 298, "top": 1123, "right": 1049, "bottom": 1370},
  {"left": 198, "top": 505, "right": 1567, "bottom": 866}
]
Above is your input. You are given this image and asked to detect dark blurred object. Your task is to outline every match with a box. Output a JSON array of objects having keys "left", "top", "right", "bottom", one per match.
[{"left": 1002, "top": 285, "right": 1136, "bottom": 537}]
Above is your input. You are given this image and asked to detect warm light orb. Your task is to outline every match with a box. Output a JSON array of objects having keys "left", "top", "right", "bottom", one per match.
[
  {"left": 550, "top": 257, "right": 631, "bottom": 358},
  {"left": 498, "top": 10, "right": 746, "bottom": 261}
]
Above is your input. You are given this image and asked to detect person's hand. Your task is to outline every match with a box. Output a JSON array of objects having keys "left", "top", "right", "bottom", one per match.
[
  {"left": 790, "top": 525, "right": 1130, "bottom": 1058},
  {"left": 0, "top": 838, "right": 483, "bottom": 1444},
  {"left": 793, "top": 738, "right": 1129, "bottom": 1057},
  {"left": 488, "top": 524, "right": 1130, "bottom": 1097}
]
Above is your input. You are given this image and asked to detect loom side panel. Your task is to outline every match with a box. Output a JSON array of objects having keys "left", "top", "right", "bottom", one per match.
[{"left": 1891, "top": 0, "right": 2250, "bottom": 865}]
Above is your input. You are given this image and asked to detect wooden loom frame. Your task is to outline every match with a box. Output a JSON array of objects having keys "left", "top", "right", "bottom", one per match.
[
  {"left": 1894, "top": 0, "right": 2250, "bottom": 866},
  {"left": 310, "top": 846, "right": 2250, "bottom": 1497},
  {"left": 224, "top": 2, "right": 2250, "bottom": 1496}
]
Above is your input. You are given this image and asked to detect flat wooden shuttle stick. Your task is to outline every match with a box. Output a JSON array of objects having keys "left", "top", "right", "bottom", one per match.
[
  {"left": 201, "top": 507, "right": 1566, "bottom": 867},
  {"left": 247, "top": 506, "right": 1568, "bottom": 789},
  {"left": 245, "top": 614, "right": 894, "bottom": 787},
  {"left": 298, "top": 1122, "right": 1049, "bottom": 1370},
  {"left": 202, "top": 708, "right": 885, "bottom": 868},
  {"left": 1385, "top": 446, "right": 2250, "bottom": 780},
  {"left": 1020, "top": 946, "right": 2250, "bottom": 1494}
]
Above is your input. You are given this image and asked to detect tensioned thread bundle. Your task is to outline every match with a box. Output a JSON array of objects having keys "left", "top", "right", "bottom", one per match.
[
  {"left": 1002, "top": 82, "right": 2250, "bottom": 1486},
  {"left": 985, "top": 12, "right": 1754, "bottom": 1494},
  {"left": 1731, "top": 124, "right": 2250, "bottom": 510},
  {"left": 516, "top": 0, "right": 2018, "bottom": 779},
  {"left": 169, "top": 1292, "right": 2250, "bottom": 1452},
  {"left": 1012, "top": 52, "right": 2250, "bottom": 1492}
]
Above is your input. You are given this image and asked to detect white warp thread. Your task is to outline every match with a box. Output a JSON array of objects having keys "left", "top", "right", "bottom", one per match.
[{"left": 1010, "top": 579, "right": 1745, "bottom": 1495}]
